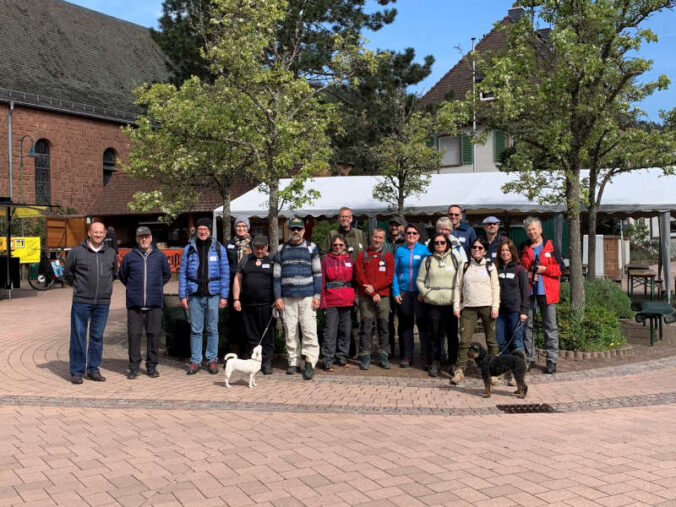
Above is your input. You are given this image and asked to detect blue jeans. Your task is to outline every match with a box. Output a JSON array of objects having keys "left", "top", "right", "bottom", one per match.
[
  {"left": 188, "top": 295, "right": 220, "bottom": 364},
  {"left": 496, "top": 312, "right": 525, "bottom": 354},
  {"left": 70, "top": 302, "right": 110, "bottom": 376}
]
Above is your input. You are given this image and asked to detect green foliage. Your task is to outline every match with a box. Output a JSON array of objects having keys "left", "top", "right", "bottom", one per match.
[
  {"left": 555, "top": 279, "right": 631, "bottom": 351},
  {"left": 311, "top": 220, "right": 334, "bottom": 247}
]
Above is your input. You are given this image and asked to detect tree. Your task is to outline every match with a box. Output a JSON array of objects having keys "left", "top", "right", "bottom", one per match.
[
  {"left": 371, "top": 91, "right": 441, "bottom": 219},
  {"left": 441, "top": 0, "right": 676, "bottom": 310},
  {"left": 122, "top": 78, "right": 255, "bottom": 240}
]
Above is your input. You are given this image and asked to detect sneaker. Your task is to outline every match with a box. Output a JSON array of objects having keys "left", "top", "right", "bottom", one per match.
[
  {"left": 303, "top": 361, "right": 314, "bottom": 380},
  {"left": 450, "top": 368, "right": 464, "bottom": 385},
  {"left": 378, "top": 353, "right": 391, "bottom": 370},
  {"left": 399, "top": 358, "right": 410, "bottom": 368},
  {"left": 545, "top": 360, "right": 556, "bottom": 374},
  {"left": 428, "top": 362, "right": 439, "bottom": 378},
  {"left": 208, "top": 360, "right": 219, "bottom": 375},
  {"left": 262, "top": 364, "right": 273, "bottom": 375},
  {"left": 86, "top": 372, "right": 106, "bottom": 382},
  {"left": 127, "top": 370, "right": 138, "bottom": 380},
  {"left": 71, "top": 375, "right": 83, "bottom": 385},
  {"left": 360, "top": 355, "right": 371, "bottom": 370},
  {"left": 186, "top": 362, "right": 200, "bottom": 375},
  {"left": 146, "top": 368, "right": 160, "bottom": 378}
]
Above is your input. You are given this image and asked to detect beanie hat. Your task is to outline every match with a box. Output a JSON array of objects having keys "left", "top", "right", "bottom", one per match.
[
  {"left": 234, "top": 215, "right": 250, "bottom": 229},
  {"left": 196, "top": 217, "right": 212, "bottom": 231}
]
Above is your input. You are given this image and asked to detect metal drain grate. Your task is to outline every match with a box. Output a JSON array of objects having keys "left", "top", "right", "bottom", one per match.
[{"left": 496, "top": 403, "right": 557, "bottom": 414}]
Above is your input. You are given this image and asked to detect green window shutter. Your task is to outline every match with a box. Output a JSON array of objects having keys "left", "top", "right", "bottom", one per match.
[
  {"left": 461, "top": 134, "right": 473, "bottom": 165},
  {"left": 494, "top": 129, "right": 506, "bottom": 162},
  {"left": 426, "top": 134, "right": 436, "bottom": 148}
]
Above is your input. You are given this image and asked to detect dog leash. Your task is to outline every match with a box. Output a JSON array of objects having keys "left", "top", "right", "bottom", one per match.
[
  {"left": 497, "top": 319, "right": 525, "bottom": 356},
  {"left": 256, "top": 310, "right": 277, "bottom": 347}
]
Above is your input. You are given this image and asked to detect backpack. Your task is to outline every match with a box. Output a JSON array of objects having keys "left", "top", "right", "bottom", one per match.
[
  {"left": 186, "top": 239, "right": 223, "bottom": 261},
  {"left": 423, "top": 251, "right": 460, "bottom": 290},
  {"left": 463, "top": 258, "right": 494, "bottom": 277}
]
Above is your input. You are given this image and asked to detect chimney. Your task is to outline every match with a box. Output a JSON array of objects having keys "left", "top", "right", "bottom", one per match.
[{"left": 508, "top": 7, "right": 523, "bottom": 23}]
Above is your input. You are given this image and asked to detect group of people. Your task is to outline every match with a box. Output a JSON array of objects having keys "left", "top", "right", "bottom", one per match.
[{"left": 64, "top": 206, "right": 564, "bottom": 386}]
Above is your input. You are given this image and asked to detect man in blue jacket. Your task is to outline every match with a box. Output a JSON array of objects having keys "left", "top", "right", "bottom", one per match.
[
  {"left": 448, "top": 204, "right": 477, "bottom": 258},
  {"left": 179, "top": 217, "right": 230, "bottom": 375},
  {"left": 118, "top": 226, "right": 171, "bottom": 379}
]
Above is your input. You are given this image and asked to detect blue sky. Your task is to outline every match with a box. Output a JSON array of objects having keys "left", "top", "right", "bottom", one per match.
[{"left": 69, "top": 0, "right": 676, "bottom": 122}]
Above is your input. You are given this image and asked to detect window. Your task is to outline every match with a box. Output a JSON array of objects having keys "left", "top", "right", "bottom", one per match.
[
  {"left": 438, "top": 135, "right": 473, "bottom": 166},
  {"left": 34, "top": 139, "right": 50, "bottom": 205},
  {"left": 103, "top": 148, "right": 116, "bottom": 186}
]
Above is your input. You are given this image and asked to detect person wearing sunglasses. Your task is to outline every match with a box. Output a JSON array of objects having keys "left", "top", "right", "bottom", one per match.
[
  {"left": 448, "top": 205, "right": 477, "bottom": 258},
  {"left": 273, "top": 216, "right": 322, "bottom": 380},
  {"left": 391, "top": 224, "right": 429, "bottom": 368},
  {"left": 452, "top": 238, "right": 500, "bottom": 384},
  {"left": 416, "top": 232, "right": 463, "bottom": 377},
  {"left": 319, "top": 234, "right": 356, "bottom": 372},
  {"left": 479, "top": 216, "right": 509, "bottom": 261}
]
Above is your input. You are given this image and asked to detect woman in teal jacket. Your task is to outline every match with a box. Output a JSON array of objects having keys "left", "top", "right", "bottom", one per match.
[{"left": 392, "top": 224, "right": 429, "bottom": 368}]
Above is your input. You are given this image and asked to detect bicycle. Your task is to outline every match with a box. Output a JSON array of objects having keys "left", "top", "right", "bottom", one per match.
[{"left": 27, "top": 250, "right": 65, "bottom": 291}]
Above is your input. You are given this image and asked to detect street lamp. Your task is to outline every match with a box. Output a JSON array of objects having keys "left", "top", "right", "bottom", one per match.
[{"left": 19, "top": 135, "right": 37, "bottom": 204}]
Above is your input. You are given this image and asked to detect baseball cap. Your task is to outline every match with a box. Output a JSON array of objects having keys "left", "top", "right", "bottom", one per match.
[
  {"left": 252, "top": 234, "right": 269, "bottom": 247},
  {"left": 135, "top": 226, "right": 152, "bottom": 236},
  {"left": 482, "top": 216, "right": 501, "bottom": 225},
  {"left": 288, "top": 216, "right": 304, "bottom": 229}
]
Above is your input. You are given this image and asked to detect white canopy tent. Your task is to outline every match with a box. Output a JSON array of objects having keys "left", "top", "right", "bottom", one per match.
[
  {"left": 215, "top": 168, "right": 676, "bottom": 218},
  {"left": 214, "top": 168, "right": 676, "bottom": 301}
]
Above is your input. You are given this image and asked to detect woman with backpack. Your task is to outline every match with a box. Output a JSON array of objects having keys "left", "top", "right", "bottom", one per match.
[
  {"left": 416, "top": 232, "right": 463, "bottom": 377},
  {"left": 496, "top": 239, "right": 529, "bottom": 355},
  {"left": 319, "top": 234, "right": 356, "bottom": 371},
  {"left": 452, "top": 238, "right": 500, "bottom": 384}
]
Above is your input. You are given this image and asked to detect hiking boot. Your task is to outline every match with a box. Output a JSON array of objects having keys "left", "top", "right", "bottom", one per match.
[
  {"left": 360, "top": 355, "right": 371, "bottom": 370},
  {"left": 399, "top": 358, "right": 410, "bottom": 368},
  {"left": 71, "top": 375, "right": 83, "bottom": 385},
  {"left": 428, "top": 362, "right": 440, "bottom": 378},
  {"left": 378, "top": 353, "right": 391, "bottom": 370},
  {"left": 208, "top": 360, "right": 219, "bottom": 375},
  {"left": 545, "top": 360, "right": 556, "bottom": 374},
  {"left": 262, "top": 364, "right": 273, "bottom": 375},
  {"left": 303, "top": 361, "right": 314, "bottom": 380},
  {"left": 127, "top": 370, "right": 138, "bottom": 380},
  {"left": 146, "top": 368, "right": 159, "bottom": 378},
  {"left": 450, "top": 368, "right": 464, "bottom": 385},
  {"left": 86, "top": 372, "right": 106, "bottom": 382},
  {"left": 186, "top": 362, "right": 200, "bottom": 375}
]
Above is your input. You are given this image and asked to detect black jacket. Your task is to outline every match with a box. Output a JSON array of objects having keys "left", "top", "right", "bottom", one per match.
[
  {"left": 64, "top": 239, "right": 118, "bottom": 304},
  {"left": 118, "top": 246, "right": 171, "bottom": 308},
  {"left": 497, "top": 261, "right": 530, "bottom": 315}
]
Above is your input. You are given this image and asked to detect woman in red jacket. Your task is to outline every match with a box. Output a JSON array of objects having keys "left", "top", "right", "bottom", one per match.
[{"left": 320, "top": 234, "right": 356, "bottom": 371}]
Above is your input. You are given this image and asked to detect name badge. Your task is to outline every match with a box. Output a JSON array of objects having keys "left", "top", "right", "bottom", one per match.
[
  {"left": 209, "top": 256, "right": 218, "bottom": 261},
  {"left": 227, "top": 244, "right": 235, "bottom": 249},
  {"left": 499, "top": 273, "right": 505, "bottom": 278},
  {"left": 308, "top": 246, "right": 314, "bottom": 253},
  {"left": 345, "top": 263, "right": 352, "bottom": 267},
  {"left": 348, "top": 246, "right": 354, "bottom": 252},
  {"left": 445, "top": 266, "right": 453, "bottom": 271},
  {"left": 506, "top": 273, "right": 515, "bottom": 279},
  {"left": 459, "top": 237, "right": 466, "bottom": 243},
  {"left": 413, "top": 255, "right": 421, "bottom": 260},
  {"left": 491, "top": 252, "right": 497, "bottom": 258},
  {"left": 545, "top": 252, "right": 551, "bottom": 257},
  {"left": 379, "top": 260, "right": 385, "bottom": 266},
  {"left": 379, "top": 267, "right": 387, "bottom": 272},
  {"left": 262, "top": 263, "right": 270, "bottom": 269}
]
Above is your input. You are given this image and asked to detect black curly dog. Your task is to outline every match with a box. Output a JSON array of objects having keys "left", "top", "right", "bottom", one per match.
[{"left": 468, "top": 342, "right": 528, "bottom": 399}]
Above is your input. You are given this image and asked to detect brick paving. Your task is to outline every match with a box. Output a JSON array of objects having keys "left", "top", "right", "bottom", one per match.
[{"left": 1, "top": 283, "right": 676, "bottom": 506}]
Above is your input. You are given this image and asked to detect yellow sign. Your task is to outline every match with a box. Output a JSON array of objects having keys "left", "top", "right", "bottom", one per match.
[{"left": 0, "top": 237, "right": 41, "bottom": 263}]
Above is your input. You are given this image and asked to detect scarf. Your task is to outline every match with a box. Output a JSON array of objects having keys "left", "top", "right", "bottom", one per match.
[{"left": 234, "top": 234, "right": 252, "bottom": 262}]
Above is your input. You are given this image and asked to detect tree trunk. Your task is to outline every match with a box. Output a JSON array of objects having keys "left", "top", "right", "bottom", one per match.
[
  {"left": 587, "top": 205, "right": 598, "bottom": 280},
  {"left": 567, "top": 168, "right": 585, "bottom": 311},
  {"left": 221, "top": 189, "right": 232, "bottom": 242},
  {"left": 268, "top": 179, "right": 280, "bottom": 254}
]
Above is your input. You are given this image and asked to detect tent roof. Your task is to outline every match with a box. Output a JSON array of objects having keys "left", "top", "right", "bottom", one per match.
[{"left": 216, "top": 168, "right": 676, "bottom": 218}]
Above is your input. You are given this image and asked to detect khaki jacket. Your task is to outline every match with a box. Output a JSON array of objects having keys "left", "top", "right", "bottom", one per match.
[{"left": 416, "top": 250, "right": 463, "bottom": 310}]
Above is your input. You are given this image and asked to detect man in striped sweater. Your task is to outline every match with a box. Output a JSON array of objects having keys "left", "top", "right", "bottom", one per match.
[{"left": 273, "top": 216, "right": 323, "bottom": 380}]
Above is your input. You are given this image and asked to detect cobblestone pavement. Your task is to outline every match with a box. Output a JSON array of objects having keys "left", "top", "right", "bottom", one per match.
[{"left": 1, "top": 283, "right": 676, "bottom": 506}]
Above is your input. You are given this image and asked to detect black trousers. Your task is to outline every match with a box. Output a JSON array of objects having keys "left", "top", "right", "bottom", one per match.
[
  {"left": 241, "top": 304, "right": 275, "bottom": 367},
  {"left": 127, "top": 307, "right": 163, "bottom": 372},
  {"left": 423, "top": 304, "right": 458, "bottom": 365},
  {"left": 398, "top": 291, "right": 425, "bottom": 361}
]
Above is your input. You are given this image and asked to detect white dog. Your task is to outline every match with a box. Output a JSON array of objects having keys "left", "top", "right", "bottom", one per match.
[{"left": 223, "top": 345, "right": 263, "bottom": 388}]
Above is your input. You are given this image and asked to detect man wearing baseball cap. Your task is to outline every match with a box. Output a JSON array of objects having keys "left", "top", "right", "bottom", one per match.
[
  {"left": 480, "top": 216, "right": 509, "bottom": 261},
  {"left": 119, "top": 226, "right": 172, "bottom": 379}
]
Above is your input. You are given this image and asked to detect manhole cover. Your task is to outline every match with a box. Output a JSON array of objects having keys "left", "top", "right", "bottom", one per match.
[{"left": 496, "top": 403, "right": 557, "bottom": 414}]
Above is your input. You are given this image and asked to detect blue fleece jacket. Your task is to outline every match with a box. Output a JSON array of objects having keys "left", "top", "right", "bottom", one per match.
[
  {"left": 451, "top": 220, "right": 477, "bottom": 257},
  {"left": 391, "top": 243, "right": 430, "bottom": 297}
]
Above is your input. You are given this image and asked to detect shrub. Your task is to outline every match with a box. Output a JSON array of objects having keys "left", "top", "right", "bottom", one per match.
[{"left": 559, "top": 278, "right": 633, "bottom": 319}]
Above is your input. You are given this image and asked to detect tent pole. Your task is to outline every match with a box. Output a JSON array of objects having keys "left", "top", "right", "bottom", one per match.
[{"left": 659, "top": 211, "right": 671, "bottom": 303}]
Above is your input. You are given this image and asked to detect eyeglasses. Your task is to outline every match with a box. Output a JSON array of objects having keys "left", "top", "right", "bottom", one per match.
[
  {"left": 433, "top": 241, "right": 447, "bottom": 245},
  {"left": 448, "top": 213, "right": 461, "bottom": 217},
  {"left": 486, "top": 223, "right": 499, "bottom": 226},
  {"left": 406, "top": 231, "right": 419, "bottom": 236},
  {"left": 471, "top": 246, "right": 485, "bottom": 250},
  {"left": 332, "top": 243, "right": 344, "bottom": 248},
  {"left": 289, "top": 227, "right": 303, "bottom": 231}
]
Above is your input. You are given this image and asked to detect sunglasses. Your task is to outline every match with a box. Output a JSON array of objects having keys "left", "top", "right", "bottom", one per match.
[
  {"left": 433, "top": 241, "right": 447, "bottom": 245},
  {"left": 332, "top": 243, "right": 344, "bottom": 248},
  {"left": 448, "top": 213, "right": 461, "bottom": 217},
  {"left": 471, "top": 245, "right": 485, "bottom": 250},
  {"left": 289, "top": 227, "right": 303, "bottom": 231},
  {"left": 406, "top": 231, "right": 419, "bottom": 236}
]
